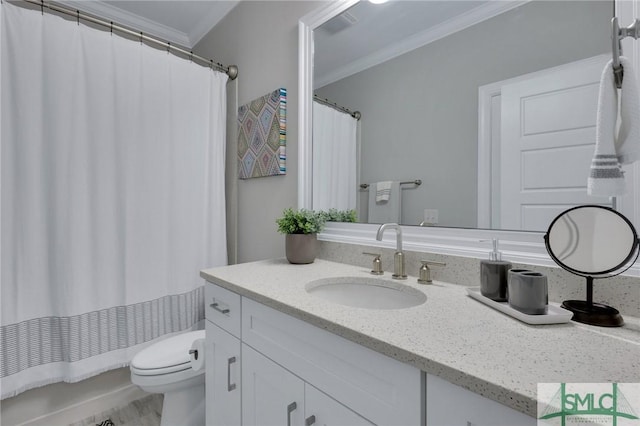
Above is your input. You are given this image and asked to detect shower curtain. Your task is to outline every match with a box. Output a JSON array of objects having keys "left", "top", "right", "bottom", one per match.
[
  {"left": 312, "top": 101, "right": 358, "bottom": 211},
  {"left": 0, "top": 2, "right": 227, "bottom": 398}
]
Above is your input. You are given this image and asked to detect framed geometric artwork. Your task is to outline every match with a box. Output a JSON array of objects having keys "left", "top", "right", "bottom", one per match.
[{"left": 237, "top": 88, "right": 286, "bottom": 179}]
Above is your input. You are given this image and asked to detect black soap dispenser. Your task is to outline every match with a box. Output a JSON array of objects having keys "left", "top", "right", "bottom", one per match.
[{"left": 480, "top": 238, "right": 512, "bottom": 302}]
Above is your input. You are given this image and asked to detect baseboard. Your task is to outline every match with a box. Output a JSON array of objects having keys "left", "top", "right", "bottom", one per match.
[{"left": 19, "top": 384, "right": 149, "bottom": 426}]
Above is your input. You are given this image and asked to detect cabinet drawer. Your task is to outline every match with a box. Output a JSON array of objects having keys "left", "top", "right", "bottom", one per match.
[
  {"left": 205, "top": 282, "right": 241, "bottom": 337},
  {"left": 242, "top": 298, "right": 422, "bottom": 426},
  {"left": 426, "top": 374, "right": 535, "bottom": 426}
]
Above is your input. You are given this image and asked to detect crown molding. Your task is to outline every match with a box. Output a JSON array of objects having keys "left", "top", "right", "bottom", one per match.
[
  {"left": 315, "top": 0, "right": 529, "bottom": 88},
  {"left": 63, "top": 1, "right": 192, "bottom": 47},
  {"left": 188, "top": 1, "right": 238, "bottom": 47}
]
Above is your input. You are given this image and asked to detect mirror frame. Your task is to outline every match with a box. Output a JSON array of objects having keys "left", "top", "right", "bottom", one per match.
[{"left": 298, "top": 0, "right": 639, "bottom": 275}]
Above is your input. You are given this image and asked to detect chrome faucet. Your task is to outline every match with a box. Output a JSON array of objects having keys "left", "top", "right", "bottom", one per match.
[{"left": 376, "top": 223, "right": 407, "bottom": 279}]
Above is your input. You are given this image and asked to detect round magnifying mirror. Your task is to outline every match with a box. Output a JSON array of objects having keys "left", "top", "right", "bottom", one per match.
[{"left": 544, "top": 205, "right": 639, "bottom": 327}]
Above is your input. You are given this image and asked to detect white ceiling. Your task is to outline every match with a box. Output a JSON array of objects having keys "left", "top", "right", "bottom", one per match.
[{"left": 62, "top": 0, "right": 239, "bottom": 48}]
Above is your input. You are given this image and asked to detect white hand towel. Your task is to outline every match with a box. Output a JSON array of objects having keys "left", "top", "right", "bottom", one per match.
[
  {"left": 587, "top": 57, "right": 639, "bottom": 196},
  {"left": 376, "top": 181, "right": 393, "bottom": 203},
  {"left": 617, "top": 56, "right": 640, "bottom": 165},
  {"left": 368, "top": 182, "right": 402, "bottom": 223}
]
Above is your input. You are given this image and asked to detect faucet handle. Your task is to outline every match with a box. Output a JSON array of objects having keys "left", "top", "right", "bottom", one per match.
[
  {"left": 363, "top": 252, "right": 384, "bottom": 275},
  {"left": 418, "top": 260, "right": 446, "bottom": 284}
]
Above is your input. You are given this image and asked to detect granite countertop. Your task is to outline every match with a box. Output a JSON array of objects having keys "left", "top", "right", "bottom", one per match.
[{"left": 200, "top": 258, "right": 640, "bottom": 418}]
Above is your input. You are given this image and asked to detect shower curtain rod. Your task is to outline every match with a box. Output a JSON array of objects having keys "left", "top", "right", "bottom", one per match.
[
  {"left": 314, "top": 95, "right": 361, "bottom": 120},
  {"left": 18, "top": 0, "right": 238, "bottom": 80}
]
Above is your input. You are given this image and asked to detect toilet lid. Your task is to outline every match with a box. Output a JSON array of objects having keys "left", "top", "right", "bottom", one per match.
[{"left": 131, "top": 330, "right": 205, "bottom": 370}]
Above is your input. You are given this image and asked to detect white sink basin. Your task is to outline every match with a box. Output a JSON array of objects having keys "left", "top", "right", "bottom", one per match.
[{"left": 305, "top": 276, "right": 426, "bottom": 310}]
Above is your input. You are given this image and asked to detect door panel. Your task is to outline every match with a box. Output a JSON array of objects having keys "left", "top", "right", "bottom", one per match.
[{"left": 500, "top": 55, "right": 613, "bottom": 231}]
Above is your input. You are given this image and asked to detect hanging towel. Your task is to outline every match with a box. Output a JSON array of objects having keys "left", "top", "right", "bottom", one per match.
[
  {"left": 368, "top": 181, "right": 401, "bottom": 223},
  {"left": 617, "top": 57, "right": 640, "bottom": 165},
  {"left": 588, "top": 57, "right": 640, "bottom": 196},
  {"left": 376, "top": 180, "right": 393, "bottom": 202}
]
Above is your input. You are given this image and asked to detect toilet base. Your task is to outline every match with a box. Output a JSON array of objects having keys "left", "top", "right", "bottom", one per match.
[{"left": 160, "top": 382, "right": 205, "bottom": 426}]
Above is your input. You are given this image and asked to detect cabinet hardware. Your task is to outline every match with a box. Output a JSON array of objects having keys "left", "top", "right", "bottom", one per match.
[
  {"left": 227, "top": 356, "right": 236, "bottom": 391},
  {"left": 210, "top": 299, "right": 230, "bottom": 314},
  {"left": 305, "top": 415, "right": 316, "bottom": 426},
  {"left": 287, "top": 402, "right": 297, "bottom": 426}
]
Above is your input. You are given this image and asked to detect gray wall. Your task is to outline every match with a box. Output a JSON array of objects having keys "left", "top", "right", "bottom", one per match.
[
  {"left": 316, "top": 1, "right": 611, "bottom": 227},
  {"left": 195, "top": 1, "right": 324, "bottom": 263}
]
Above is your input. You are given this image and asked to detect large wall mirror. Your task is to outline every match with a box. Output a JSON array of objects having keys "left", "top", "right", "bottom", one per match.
[
  {"left": 301, "top": 0, "right": 638, "bottom": 234},
  {"left": 299, "top": 0, "right": 639, "bottom": 267}
]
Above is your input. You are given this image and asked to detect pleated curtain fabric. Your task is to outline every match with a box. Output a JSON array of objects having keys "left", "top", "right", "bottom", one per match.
[
  {"left": 312, "top": 101, "right": 358, "bottom": 211},
  {"left": 0, "top": 2, "right": 227, "bottom": 398}
]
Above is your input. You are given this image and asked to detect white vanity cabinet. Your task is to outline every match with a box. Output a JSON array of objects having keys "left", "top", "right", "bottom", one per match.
[
  {"left": 204, "top": 280, "right": 536, "bottom": 426},
  {"left": 205, "top": 284, "right": 242, "bottom": 426},
  {"left": 425, "top": 374, "right": 535, "bottom": 426},
  {"left": 242, "top": 344, "right": 374, "bottom": 426},
  {"left": 241, "top": 297, "right": 422, "bottom": 426},
  {"left": 204, "top": 281, "right": 422, "bottom": 426}
]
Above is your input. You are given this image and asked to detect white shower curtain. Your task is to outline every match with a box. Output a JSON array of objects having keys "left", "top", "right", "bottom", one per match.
[
  {"left": 0, "top": 2, "right": 227, "bottom": 398},
  {"left": 312, "top": 101, "right": 358, "bottom": 211}
]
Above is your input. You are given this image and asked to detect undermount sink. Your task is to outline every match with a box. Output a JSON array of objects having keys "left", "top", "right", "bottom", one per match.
[{"left": 305, "top": 276, "right": 427, "bottom": 310}]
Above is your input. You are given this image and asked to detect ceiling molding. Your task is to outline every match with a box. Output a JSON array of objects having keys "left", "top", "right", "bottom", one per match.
[
  {"left": 315, "top": 0, "right": 529, "bottom": 89},
  {"left": 64, "top": 1, "right": 192, "bottom": 47},
  {"left": 187, "top": 1, "right": 238, "bottom": 47}
]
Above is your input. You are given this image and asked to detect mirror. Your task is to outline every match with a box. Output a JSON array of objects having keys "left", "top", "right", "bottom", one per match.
[
  {"left": 310, "top": 0, "right": 619, "bottom": 231},
  {"left": 544, "top": 205, "right": 639, "bottom": 326},
  {"left": 546, "top": 205, "right": 638, "bottom": 275}
]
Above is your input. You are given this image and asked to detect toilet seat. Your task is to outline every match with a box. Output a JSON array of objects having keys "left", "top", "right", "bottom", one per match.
[{"left": 130, "top": 330, "right": 205, "bottom": 376}]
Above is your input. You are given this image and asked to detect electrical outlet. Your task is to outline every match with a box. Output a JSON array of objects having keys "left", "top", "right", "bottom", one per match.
[{"left": 423, "top": 209, "right": 439, "bottom": 225}]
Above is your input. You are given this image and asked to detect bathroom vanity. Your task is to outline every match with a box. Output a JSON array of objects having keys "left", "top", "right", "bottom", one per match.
[{"left": 201, "top": 259, "right": 639, "bottom": 425}]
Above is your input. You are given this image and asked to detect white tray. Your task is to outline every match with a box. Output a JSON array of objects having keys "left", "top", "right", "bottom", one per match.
[{"left": 466, "top": 287, "right": 573, "bottom": 325}]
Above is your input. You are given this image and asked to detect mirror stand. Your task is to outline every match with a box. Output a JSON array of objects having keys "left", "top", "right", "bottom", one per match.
[
  {"left": 545, "top": 205, "right": 640, "bottom": 328},
  {"left": 561, "top": 276, "right": 625, "bottom": 327}
]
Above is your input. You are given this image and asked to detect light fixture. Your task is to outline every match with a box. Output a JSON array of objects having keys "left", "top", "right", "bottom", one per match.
[{"left": 369, "top": 0, "right": 389, "bottom": 4}]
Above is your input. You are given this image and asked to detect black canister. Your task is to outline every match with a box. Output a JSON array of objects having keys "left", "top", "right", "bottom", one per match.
[
  {"left": 479, "top": 239, "right": 512, "bottom": 302},
  {"left": 508, "top": 270, "right": 548, "bottom": 315},
  {"left": 480, "top": 261, "right": 512, "bottom": 301}
]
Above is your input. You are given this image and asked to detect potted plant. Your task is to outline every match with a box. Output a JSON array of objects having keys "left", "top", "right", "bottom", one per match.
[
  {"left": 276, "top": 208, "right": 326, "bottom": 264},
  {"left": 320, "top": 208, "right": 358, "bottom": 223}
]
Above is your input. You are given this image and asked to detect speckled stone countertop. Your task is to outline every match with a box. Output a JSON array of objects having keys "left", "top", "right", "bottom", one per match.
[{"left": 200, "top": 259, "right": 640, "bottom": 418}]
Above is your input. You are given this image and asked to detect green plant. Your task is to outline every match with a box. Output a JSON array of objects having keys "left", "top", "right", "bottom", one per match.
[
  {"left": 320, "top": 209, "right": 358, "bottom": 223},
  {"left": 276, "top": 208, "right": 326, "bottom": 234}
]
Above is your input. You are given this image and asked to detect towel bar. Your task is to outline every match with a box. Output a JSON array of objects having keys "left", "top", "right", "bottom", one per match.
[{"left": 360, "top": 180, "right": 422, "bottom": 190}]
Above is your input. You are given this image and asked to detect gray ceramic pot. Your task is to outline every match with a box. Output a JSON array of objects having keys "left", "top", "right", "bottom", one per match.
[{"left": 285, "top": 233, "right": 318, "bottom": 264}]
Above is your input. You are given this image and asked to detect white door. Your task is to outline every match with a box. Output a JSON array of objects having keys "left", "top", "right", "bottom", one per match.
[
  {"left": 500, "top": 55, "right": 614, "bottom": 231},
  {"left": 242, "top": 344, "right": 305, "bottom": 426},
  {"left": 205, "top": 321, "right": 241, "bottom": 426}
]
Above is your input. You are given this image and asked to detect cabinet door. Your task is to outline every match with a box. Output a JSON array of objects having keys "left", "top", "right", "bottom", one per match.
[
  {"left": 242, "top": 344, "right": 305, "bottom": 426},
  {"left": 304, "top": 385, "right": 375, "bottom": 426},
  {"left": 205, "top": 321, "right": 241, "bottom": 426},
  {"left": 426, "top": 374, "right": 535, "bottom": 426}
]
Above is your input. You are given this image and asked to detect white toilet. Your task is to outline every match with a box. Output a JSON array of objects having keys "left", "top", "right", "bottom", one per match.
[{"left": 130, "top": 330, "right": 206, "bottom": 426}]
